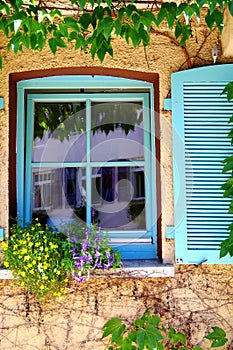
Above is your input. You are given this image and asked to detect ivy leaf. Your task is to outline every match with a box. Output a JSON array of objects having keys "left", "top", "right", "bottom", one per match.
[
  {"left": 228, "top": 0, "right": 233, "bottom": 16},
  {"left": 78, "top": 0, "right": 88, "bottom": 10},
  {"left": 205, "top": 327, "right": 228, "bottom": 348},
  {"left": 222, "top": 82, "right": 233, "bottom": 101},
  {"left": 102, "top": 318, "right": 126, "bottom": 345},
  {"left": 48, "top": 37, "right": 57, "bottom": 54},
  {"left": 79, "top": 13, "right": 92, "bottom": 30},
  {"left": 220, "top": 236, "right": 233, "bottom": 258}
]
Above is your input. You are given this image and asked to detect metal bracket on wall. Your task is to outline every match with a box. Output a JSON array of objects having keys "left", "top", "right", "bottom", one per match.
[{"left": 0, "top": 97, "right": 4, "bottom": 110}]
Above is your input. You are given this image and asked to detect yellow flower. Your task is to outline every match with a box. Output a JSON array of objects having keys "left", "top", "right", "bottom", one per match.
[
  {"left": 29, "top": 269, "right": 34, "bottom": 274},
  {"left": 13, "top": 244, "right": 18, "bottom": 250},
  {"left": 21, "top": 248, "right": 27, "bottom": 255},
  {"left": 3, "top": 261, "right": 9, "bottom": 268},
  {"left": 40, "top": 284, "right": 45, "bottom": 290},
  {"left": 27, "top": 263, "right": 32, "bottom": 268},
  {"left": 18, "top": 255, "right": 22, "bottom": 259},
  {"left": 1, "top": 241, "right": 8, "bottom": 250},
  {"left": 20, "top": 271, "right": 26, "bottom": 277},
  {"left": 56, "top": 270, "right": 61, "bottom": 275},
  {"left": 64, "top": 278, "right": 69, "bottom": 283},
  {"left": 35, "top": 242, "right": 40, "bottom": 247},
  {"left": 31, "top": 227, "right": 35, "bottom": 231},
  {"left": 37, "top": 256, "right": 42, "bottom": 261},
  {"left": 32, "top": 260, "right": 36, "bottom": 265},
  {"left": 35, "top": 218, "right": 38, "bottom": 221},
  {"left": 45, "top": 247, "right": 49, "bottom": 252},
  {"left": 28, "top": 242, "right": 33, "bottom": 248},
  {"left": 24, "top": 255, "right": 30, "bottom": 261},
  {"left": 20, "top": 281, "right": 25, "bottom": 287}
]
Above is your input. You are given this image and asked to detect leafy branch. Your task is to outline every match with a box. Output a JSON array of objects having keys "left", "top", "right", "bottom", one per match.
[
  {"left": 102, "top": 311, "right": 229, "bottom": 349},
  {"left": 0, "top": 0, "right": 232, "bottom": 67}
]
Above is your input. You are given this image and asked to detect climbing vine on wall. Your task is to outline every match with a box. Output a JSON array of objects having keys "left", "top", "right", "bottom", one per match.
[{"left": 0, "top": 0, "right": 232, "bottom": 67}]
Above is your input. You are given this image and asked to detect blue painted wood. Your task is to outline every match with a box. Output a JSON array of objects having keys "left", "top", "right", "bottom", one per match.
[
  {"left": 17, "top": 76, "right": 157, "bottom": 260},
  {"left": 166, "top": 226, "right": 175, "bottom": 239},
  {"left": 0, "top": 97, "right": 4, "bottom": 110},
  {"left": 0, "top": 227, "right": 4, "bottom": 240},
  {"left": 172, "top": 64, "right": 233, "bottom": 264},
  {"left": 164, "top": 98, "right": 172, "bottom": 111}
]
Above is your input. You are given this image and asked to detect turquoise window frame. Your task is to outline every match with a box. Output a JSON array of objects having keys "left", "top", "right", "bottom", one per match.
[{"left": 16, "top": 75, "right": 157, "bottom": 259}]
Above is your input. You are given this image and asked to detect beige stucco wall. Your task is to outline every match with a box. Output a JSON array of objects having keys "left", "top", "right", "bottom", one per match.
[{"left": 0, "top": 10, "right": 233, "bottom": 350}]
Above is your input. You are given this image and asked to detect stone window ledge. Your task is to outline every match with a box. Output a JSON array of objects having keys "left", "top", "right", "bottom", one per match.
[{"left": 0, "top": 260, "right": 174, "bottom": 280}]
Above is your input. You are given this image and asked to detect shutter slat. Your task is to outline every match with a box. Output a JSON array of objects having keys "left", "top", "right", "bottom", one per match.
[{"left": 184, "top": 81, "right": 233, "bottom": 251}]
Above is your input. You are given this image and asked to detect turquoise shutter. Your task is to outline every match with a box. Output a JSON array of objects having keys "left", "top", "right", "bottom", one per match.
[{"left": 171, "top": 64, "right": 233, "bottom": 264}]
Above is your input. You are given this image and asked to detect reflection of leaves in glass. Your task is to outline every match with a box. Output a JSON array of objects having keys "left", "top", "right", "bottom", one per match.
[
  {"left": 34, "top": 102, "right": 86, "bottom": 141},
  {"left": 34, "top": 102, "right": 143, "bottom": 140},
  {"left": 92, "top": 102, "right": 143, "bottom": 135}
]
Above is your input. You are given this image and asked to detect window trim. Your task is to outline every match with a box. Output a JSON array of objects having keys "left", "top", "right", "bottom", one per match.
[{"left": 11, "top": 71, "right": 161, "bottom": 260}]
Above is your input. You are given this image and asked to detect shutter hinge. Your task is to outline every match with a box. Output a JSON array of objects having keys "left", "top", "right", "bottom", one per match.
[
  {"left": 164, "top": 98, "right": 172, "bottom": 111},
  {"left": 166, "top": 226, "right": 175, "bottom": 239},
  {"left": 0, "top": 97, "right": 4, "bottom": 110},
  {"left": 0, "top": 227, "right": 4, "bottom": 240}
]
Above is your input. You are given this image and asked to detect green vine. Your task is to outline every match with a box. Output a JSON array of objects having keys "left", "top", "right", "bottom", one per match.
[
  {"left": 0, "top": 0, "right": 232, "bottom": 67},
  {"left": 102, "top": 310, "right": 229, "bottom": 349},
  {"left": 221, "top": 81, "right": 233, "bottom": 258}
]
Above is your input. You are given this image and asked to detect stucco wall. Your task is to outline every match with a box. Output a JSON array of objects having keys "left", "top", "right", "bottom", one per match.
[
  {"left": 0, "top": 10, "right": 233, "bottom": 350},
  {"left": 0, "top": 265, "right": 233, "bottom": 349}
]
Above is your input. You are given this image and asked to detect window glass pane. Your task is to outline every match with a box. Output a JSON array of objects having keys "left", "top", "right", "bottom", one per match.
[
  {"left": 91, "top": 102, "right": 144, "bottom": 162},
  {"left": 33, "top": 102, "right": 86, "bottom": 162},
  {"left": 32, "top": 167, "right": 87, "bottom": 228},
  {"left": 91, "top": 166, "right": 146, "bottom": 230}
]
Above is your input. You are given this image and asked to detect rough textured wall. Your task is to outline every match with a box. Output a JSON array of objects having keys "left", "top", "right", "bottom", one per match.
[
  {"left": 0, "top": 9, "right": 233, "bottom": 350},
  {"left": 0, "top": 265, "right": 233, "bottom": 349}
]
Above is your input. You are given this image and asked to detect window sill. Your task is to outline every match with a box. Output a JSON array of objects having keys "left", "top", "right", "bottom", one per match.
[{"left": 0, "top": 260, "right": 174, "bottom": 280}]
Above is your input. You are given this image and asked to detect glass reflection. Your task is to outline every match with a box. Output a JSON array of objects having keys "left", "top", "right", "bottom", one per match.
[
  {"left": 32, "top": 167, "right": 86, "bottom": 227},
  {"left": 91, "top": 166, "right": 146, "bottom": 230},
  {"left": 31, "top": 165, "right": 146, "bottom": 231},
  {"left": 33, "top": 102, "right": 86, "bottom": 162},
  {"left": 91, "top": 102, "right": 144, "bottom": 162}
]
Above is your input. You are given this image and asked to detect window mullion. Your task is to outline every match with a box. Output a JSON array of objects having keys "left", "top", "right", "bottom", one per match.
[{"left": 86, "top": 99, "right": 92, "bottom": 226}]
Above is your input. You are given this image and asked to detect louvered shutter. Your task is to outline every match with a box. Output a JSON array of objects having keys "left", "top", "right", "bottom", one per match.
[{"left": 171, "top": 65, "right": 233, "bottom": 264}]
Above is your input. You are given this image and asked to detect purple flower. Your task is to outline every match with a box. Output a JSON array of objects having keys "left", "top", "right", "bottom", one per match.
[
  {"left": 86, "top": 253, "right": 93, "bottom": 263},
  {"left": 94, "top": 249, "right": 101, "bottom": 259}
]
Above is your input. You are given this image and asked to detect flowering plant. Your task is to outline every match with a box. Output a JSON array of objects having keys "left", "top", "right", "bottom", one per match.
[
  {"left": 67, "top": 225, "right": 121, "bottom": 282},
  {"left": 1, "top": 220, "right": 73, "bottom": 299},
  {"left": 1, "top": 220, "right": 121, "bottom": 300}
]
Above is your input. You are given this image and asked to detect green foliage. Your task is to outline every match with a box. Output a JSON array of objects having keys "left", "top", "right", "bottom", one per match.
[
  {"left": 221, "top": 81, "right": 233, "bottom": 258},
  {"left": 102, "top": 311, "right": 229, "bottom": 349},
  {"left": 205, "top": 327, "right": 228, "bottom": 348},
  {"left": 0, "top": 0, "right": 232, "bottom": 66}
]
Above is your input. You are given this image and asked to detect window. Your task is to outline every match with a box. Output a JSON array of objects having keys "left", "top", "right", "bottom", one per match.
[
  {"left": 171, "top": 64, "right": 233, "bottom": 264},
  {"left": 16, "top": 75, "right": 158, "bottom": 260}
]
